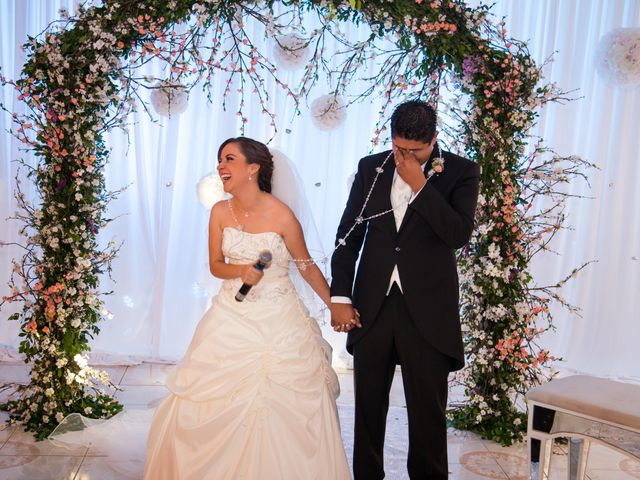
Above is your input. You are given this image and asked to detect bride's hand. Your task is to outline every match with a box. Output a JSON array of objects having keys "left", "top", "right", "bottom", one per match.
[{"left": 241, "top": 263, "right": 265, "bottom": 286}]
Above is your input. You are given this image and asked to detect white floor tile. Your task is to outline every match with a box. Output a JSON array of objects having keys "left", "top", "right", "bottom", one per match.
[{"left": 0, "top": 455, "right": 81, "bottom": 480}]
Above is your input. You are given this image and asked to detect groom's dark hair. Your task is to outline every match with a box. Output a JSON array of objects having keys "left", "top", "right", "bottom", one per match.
[
  {"left": 217, "top": 137, "right": 274, "bottom": 193},
  {"left": 390, "top": 100, "right": 437, "bottom": 144}
]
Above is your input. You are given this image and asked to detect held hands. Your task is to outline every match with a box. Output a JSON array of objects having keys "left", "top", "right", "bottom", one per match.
[
  {"left": 393, "top": 146, "right": 427, "bottom": 193},
  {"left": 330, "top": 303, "right": 362, "bottom": 333}
]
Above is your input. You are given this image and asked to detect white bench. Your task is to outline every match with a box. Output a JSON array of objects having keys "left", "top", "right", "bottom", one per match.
[{"left": 526, "top": 375, "right": 640, "bottom": 480}]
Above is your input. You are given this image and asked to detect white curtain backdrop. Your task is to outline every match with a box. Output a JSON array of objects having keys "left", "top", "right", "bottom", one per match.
[{"left": 1, "top": 1, "right": 639, "bottom": 380}]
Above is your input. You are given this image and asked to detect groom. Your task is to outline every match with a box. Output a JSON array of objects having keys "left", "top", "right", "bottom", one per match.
[{"left": 330, "top": 100, "right": 480, "bottom": 479}]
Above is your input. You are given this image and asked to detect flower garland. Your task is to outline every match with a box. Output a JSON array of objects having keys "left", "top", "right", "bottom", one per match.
[{"left": 0, "top": 0, "right": 592, "bottom": 444}]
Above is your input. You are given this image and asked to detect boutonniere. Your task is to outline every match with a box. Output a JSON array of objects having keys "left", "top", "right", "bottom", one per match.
[
  {"left": 432, "top": 157, "right": 444, "bottom": 173},
  {"left": 426, "top": 144, "right": 445, "bottom": 179}
]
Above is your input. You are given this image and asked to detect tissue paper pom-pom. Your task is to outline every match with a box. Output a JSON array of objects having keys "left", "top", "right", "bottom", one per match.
[
  {"left": 272, "top": 33, "right": 310, "bottom": 71},
  {"left": 595, "top": 28, "right": 640, "bottom": 87},
  {"left": 150, "top": 81, "right": 189, "bottom": 117},
  {"left": 196, "top": 173, "right": 225, "bottom": 209},
  {"left": 310, "top": 94, "right": 346, "bottom": 131}
]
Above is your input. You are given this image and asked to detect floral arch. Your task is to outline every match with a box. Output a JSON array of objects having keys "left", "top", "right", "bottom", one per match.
[{"left": 0, "top": 0, "right": 590, "bottom": 443}]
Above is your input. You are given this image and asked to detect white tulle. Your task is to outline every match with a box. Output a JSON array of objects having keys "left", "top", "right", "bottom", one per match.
[
  {"left": 49, "top": 410, "right": 152, "bottom": 478},
  {"left": 270, "top": 147, "right": 329, "bottom": 320}
]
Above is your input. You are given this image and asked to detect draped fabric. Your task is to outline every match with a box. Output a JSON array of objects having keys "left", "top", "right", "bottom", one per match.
[{"left": 1, "top": 1, "right": 639, "bottom": 380}]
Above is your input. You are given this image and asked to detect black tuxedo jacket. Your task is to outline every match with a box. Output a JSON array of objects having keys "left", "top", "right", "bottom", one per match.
[{"left": 330, "top": 146, "right": 480, "bottom": 371}]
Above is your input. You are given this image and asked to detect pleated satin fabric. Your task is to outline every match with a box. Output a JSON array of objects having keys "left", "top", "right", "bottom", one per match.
[{"left": 143, "top": 228, "right": 351, "bottom": 479}]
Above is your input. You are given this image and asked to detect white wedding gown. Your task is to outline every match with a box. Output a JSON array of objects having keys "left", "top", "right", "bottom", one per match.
[
  {"left": 51, "top": 226, "right": 350, "bottom": 479},
  {"left": 143, "top": 227, "right": 350, "bottom": 479}
]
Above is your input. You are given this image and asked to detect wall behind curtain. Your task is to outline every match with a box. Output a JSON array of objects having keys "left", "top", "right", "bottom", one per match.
[{"left": 1, "top": 1, "right": 639, "bottom": 379}]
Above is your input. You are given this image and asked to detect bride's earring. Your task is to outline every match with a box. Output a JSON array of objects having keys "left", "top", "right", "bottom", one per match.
[{"left": 248, "top": 175, "right": 253, "bottom": 181}]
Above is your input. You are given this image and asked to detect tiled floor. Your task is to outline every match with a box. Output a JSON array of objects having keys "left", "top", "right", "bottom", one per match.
[{"left": 1, "top": 362, "right": 639, "bottom": 479}]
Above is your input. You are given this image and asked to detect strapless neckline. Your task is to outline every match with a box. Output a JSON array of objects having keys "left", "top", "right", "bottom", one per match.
[{"left": 223, "top": 226, "right": 282, "bottom": 239}]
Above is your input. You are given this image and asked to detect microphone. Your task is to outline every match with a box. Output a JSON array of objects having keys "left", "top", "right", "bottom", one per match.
[{"left": 235, "top": 250, "right": 272, "bottom": 302}]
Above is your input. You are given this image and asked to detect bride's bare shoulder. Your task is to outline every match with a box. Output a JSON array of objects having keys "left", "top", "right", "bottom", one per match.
[
  {"left": 212, "top": 199, "right": 229, "bottom": 211},
  {"left": 210, "top": 199, "right": 231, "bottom": 223},
  {"left": 267, "top": 194, "right": 295, "bottom": 219}
]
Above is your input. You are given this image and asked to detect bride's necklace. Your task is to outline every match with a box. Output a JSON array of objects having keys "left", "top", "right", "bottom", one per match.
[{"left": 227, "top": 199, "right": 251, "bottom": 230}]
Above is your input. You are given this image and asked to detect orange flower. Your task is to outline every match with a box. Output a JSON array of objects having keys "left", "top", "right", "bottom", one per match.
[
  {"left": 25, "top": 320, "right": 38, "bottom": 334},
  {"left": 45, "top": 301, "right": 56, "bottom": 320}
]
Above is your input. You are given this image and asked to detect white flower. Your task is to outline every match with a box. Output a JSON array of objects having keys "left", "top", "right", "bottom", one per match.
[
  {"left": 74, "top": 354, "right": 88, "bottom": 369},
  {"left": 45, "top": 388, "right": 55, "bottom": 397},
  {"left": 56, "top": 412, "right": 65, "bottom": 423},
  {"left": 84, "top": 407, "right": 93, "bottom": 415}
]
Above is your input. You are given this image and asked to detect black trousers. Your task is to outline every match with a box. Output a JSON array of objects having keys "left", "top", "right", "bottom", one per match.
[{"left": 352, "top": 284, "right": 451, "bottom": 480}]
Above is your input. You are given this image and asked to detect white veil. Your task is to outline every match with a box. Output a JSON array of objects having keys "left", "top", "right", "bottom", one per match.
[{"left": 269, "top": 147, "right": 328, "bottom": 321}]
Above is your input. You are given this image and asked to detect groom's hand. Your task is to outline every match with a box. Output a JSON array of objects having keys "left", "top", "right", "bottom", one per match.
[
  {"left": 330, "top": 303, "right": 362, "bottom": 333},
  {"left": 393, "top": 146, "right": 427, "bottom": 193}
]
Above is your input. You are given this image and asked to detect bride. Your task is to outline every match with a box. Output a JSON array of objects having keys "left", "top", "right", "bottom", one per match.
[{"left": 141, "top": 137, "right": 351, "bottom": 479}]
